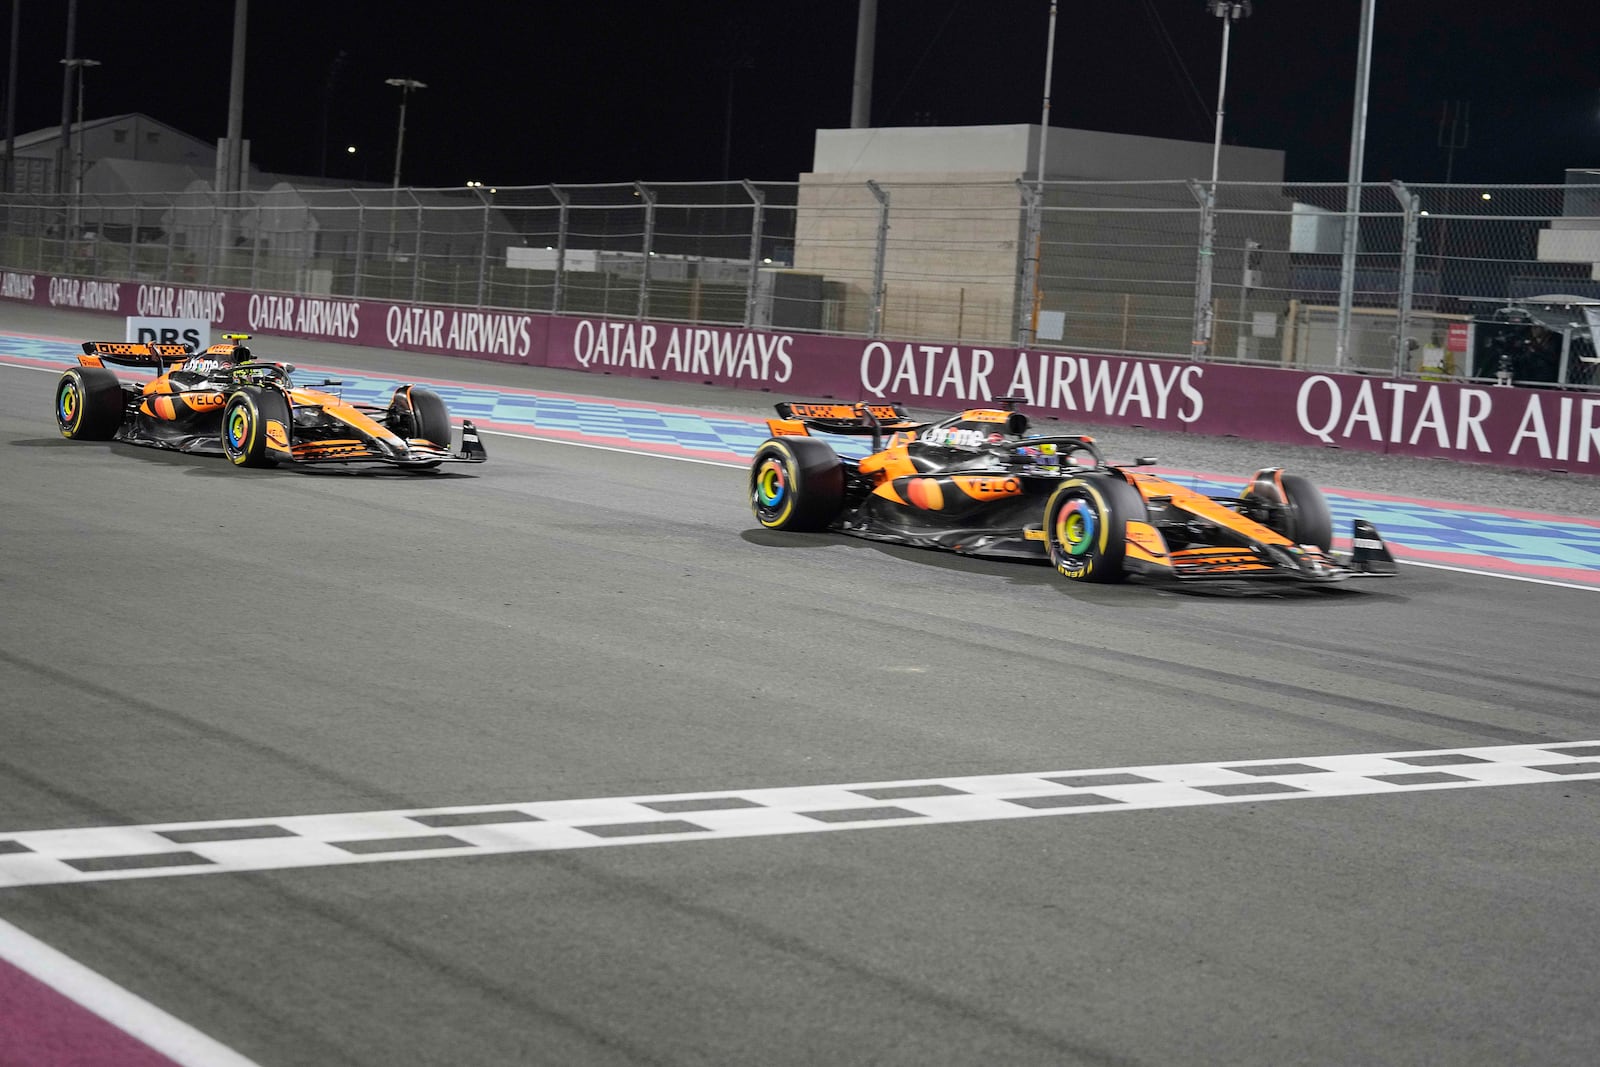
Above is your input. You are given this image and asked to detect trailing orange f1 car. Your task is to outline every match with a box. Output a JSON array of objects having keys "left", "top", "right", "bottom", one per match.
[
  {"left": 748, "top": 399, "right": 1396, "bottom": 585},
  {"left": 54, "top": 336, "right": 485, "bottom": 471}
]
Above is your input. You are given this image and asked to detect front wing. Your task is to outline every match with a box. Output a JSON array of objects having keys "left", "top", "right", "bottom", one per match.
[
  {"left": 1125, "top": 519, "right": 1398, "bottom": 584},
  {"left": 286, "top": 420, "right": 488, "bottom": 467}
]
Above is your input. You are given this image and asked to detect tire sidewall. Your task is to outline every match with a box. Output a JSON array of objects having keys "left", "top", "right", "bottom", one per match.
[
  {"left": 222, "top": 391, "right": 257, "bottom": 464},
  {"left": 222, "top": 388, "right": 286, "bottom": 467},
  {"left": 55, "top": 367, "right": 122, "bottom": 440},
  {"left": 1279, "top": 473, "right": 1333, "bottom": 551},
  {"left": 394, "top": 386, "right": 452, "bottom": 448},
  {"left": 1044, "top": 476, "right": 1137, "bottom": 582},
  {"left": 751, "top": 440, "right": 803, "bottom": 529},
  {"left": 749, "top": 438, "right": 843, "bottom": 531},
  {"left": 55, "top": 370, "right": 87, "bottom": 437}
]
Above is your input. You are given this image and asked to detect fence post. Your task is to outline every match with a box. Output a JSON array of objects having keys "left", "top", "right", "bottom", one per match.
[
  {"left": 128, "top": 197, "right": 138, "bottom": 278},
  {"left": 1390, "top": 180, "right": 1420, "bottom": 377},
  {"left": 475, "top": 188, "right": 491, "bottom": 307},
  {"left": 164, "top": 194, "right": 176, "bottom": 283},
  {"left": 867, "top": 180, "right": 889, "bottom": 338},
  {"left": 635, "top": 181, "right": 656, "bottom": 320},
  {"left": 741, "top": 179, "right": 765, "bottom": 328},
  {"left": 1015, "top": 180, "right": 1040, "bottom": 346},
  {"left": 352, "top": 198, "right": 366, "bottom": 298},
  {"left": 550, "top": 184, "right": 569, "bottom": 313},
  {"left": 249, "top": 204, "right": 261, "bottom": 291},
  {"left": 410, "top": 195, "right": 423, "bottom": 303},
  {"left": 1189, "top": 179, "right": 1215, "bottom": 360},
  {"left": 204, "top": 189, "right": 219, "bottom": 287}
]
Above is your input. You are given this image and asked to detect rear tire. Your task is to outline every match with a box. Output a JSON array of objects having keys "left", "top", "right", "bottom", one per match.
[
  {"left": 221, "top": 388, "right": 290, "bottom": 468},
  {"left": 55, "top": 367, "right": 124, "bottom": 440},
  {"left": 1042, "top": 475, "right": 1147, "bottom": 583},
  {"left": 749, "top": 438, "right": 844, "bottom": 531}
]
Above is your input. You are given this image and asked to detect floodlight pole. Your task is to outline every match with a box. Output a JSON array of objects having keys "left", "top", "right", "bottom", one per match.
[
  {"left": 6, "top": 0, "right": 21, "bottom": 194},
  {"left": 385, "top": 77, "right": 425, "bottom": 263},
  {"left": 1192, "top": 0, "right": 1250, "bottom": 361},
  {"left": 60, "top": 58, "right": 99, "bottom": 198},
  {"left": 1334, "top": 0, "right": 1376, "bottom": 369},
  {"left": 55, "top": 0, "right": 76, "bottom": 196},
  {"left": 386, "top": 77, "right": 426, "bottom": 189},
  {"left": 850, "top": 0, "right": 877, "bottom": 127},
  {"left": 58, "top": 57, "right": 98, "bottom": 240},
  {"left": 1019, "top": 0, "right": 1058, "bottom": 347}
]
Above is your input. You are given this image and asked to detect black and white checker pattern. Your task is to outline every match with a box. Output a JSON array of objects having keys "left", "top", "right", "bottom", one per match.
[{"left": 3, "top": 742, "right": 1597, "bottom": 888}]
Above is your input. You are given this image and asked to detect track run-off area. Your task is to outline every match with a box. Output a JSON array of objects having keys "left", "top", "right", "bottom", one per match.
[{"left": 4, "top": 307, "right": 1600, "bottom": 1067}]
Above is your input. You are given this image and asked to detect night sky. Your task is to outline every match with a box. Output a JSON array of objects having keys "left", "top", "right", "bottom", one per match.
[{"left": 3, "top": 1, "right": 1598, "bottom": 188}]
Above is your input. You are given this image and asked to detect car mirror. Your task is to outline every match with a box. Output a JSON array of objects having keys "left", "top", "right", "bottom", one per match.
[{"left": 1134, "top": 456, "right": 1158, "bottom": 466}]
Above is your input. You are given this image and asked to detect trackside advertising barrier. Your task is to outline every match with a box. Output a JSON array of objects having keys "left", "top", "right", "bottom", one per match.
[{"left": 7, "top": 270, "right": 1600, "bottom": 477}]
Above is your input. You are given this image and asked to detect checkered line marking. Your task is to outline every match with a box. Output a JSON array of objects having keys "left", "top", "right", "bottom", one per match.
[
  {"left": 9, "top": 333, "right": 1600, "bottom": 575},
  {"left": 2, "top": 742, "right": 1598, "bottom": 888}
]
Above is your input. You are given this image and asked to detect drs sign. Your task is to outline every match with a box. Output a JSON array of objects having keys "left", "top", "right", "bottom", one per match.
[{"left": 125, "top": 316, "right": 209, "bottom": 349}]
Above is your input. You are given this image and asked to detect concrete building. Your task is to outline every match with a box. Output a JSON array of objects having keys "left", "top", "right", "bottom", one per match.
[
  {"left": 795, "top": 123, "right": 1288, "bottom": 350},
  {"left": 2, "top": 114, "right": 522, "bottom": 297}
]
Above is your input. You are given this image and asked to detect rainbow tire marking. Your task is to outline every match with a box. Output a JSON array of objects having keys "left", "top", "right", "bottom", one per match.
[
  {"left": 752, "top": 453, "right": 793, "bottom": 527},
  {"left": 1056, "top": 497, "right": 1097, "bottom": 556},
  {"left": 225, "top": 401, "right": 252, "bottom": 462},
  {"left": 56, "top": 376, "right": 81, "bottom": 434},
  {"left": 756, "top": 458, "right": 787, "bottom": 508},
  {"left": 1046, "top": 479, "right": 1115, "bottom": 580}
]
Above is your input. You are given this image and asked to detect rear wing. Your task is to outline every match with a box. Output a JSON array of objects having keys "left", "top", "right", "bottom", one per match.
[
  {"left": 769, "top": 401, "right": 921, "bottom": 437},
  {"left": 78, "top": 340, "right": 192, "bottom": 369}
]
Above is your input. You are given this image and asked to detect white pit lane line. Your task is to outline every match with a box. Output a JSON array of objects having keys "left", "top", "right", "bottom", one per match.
[{"left": 2, "top": 741, "right": 1598, "bottom": 889}]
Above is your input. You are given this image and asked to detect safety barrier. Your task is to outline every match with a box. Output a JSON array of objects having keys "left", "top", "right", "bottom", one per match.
[{"left": 6, "top": 267, "right": 1597, "bottom": 476}]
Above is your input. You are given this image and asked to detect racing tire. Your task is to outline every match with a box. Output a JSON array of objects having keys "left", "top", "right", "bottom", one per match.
[
  {"left": 749, "top": 437, "right": 844, "bottom": 531},
  {"left": 1042, "top": 475, "right": 1147, "bottom": 583},
  {"left": 1247, "top": 470, "right": 1333, "bottom": 551},
  {"left": 221, "top": 387, "right": 290, "bottom": 469},
  {"left": 55, "top": 367, "right": 124, "bottom": 440},
  {"left": 391, "top": 386, "right": 452, "bottom": 448},
  {"left": 1276, "top": 473, "right": 1333, "bottom": 551}
]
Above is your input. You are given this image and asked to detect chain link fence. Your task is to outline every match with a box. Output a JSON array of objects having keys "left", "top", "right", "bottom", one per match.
[{"left": 2, "top": 176, "right": 1598, "bottom": 387}]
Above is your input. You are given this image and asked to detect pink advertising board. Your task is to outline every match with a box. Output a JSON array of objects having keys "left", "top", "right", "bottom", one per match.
[{"left": 6, "top": 268, "right": 1598, "bottom": 475}]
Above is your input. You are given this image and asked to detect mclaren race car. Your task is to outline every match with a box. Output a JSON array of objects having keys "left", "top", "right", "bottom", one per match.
[
  {"left": 54, "top": 336, "right": 486, "bottom": 471},
  {"left": 748, "top": 399, "right": 1397, "bottom": 585}
]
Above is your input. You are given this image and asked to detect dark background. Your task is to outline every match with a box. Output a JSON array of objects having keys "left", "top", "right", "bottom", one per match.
[{"left": 3, "top": 0, "right": 1599, "bottom": 187}]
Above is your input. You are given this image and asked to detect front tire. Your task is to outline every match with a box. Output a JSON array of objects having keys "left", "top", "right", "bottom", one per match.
[
  {"left": 390, "top": 386, "right": 452, "bottom": 448},
  {"left": 221, "top": 388, "right": 290, "bottom": 468},
  {"left": 1245, "top": 469, "right": 1333, "bottom": 550},
  {"left": 749, "top": 438, "right": 844, "bottom": 531},
  {"left": 1043, "top": 475, "right": 1147, "bottom": 583},
  {"left": 55, "top": 367, "right": 124, "bottom": 440}
]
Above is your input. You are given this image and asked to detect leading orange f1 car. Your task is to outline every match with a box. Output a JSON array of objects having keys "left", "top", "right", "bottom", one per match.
[
  {"left": 748, "top": 399, "right": 1396, "bottom": 585},
  {"left": 54, "top": 336, "right": 485, "bottom": 470}
]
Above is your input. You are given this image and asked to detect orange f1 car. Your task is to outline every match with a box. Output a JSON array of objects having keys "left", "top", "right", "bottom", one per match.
[
  {"left": 748, "top": 399, "right": 1396, "bottom": 585},
  {"left": 54, "top": 336, "right": 485, "bottom": 470}
]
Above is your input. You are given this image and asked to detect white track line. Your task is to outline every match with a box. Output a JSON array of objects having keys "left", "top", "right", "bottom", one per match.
[
  {"left": 0, "top": 917, "right": 262, "bottom": 1066},
  {"left": 3, "top": 741, "right": 1597, "bottom": 888},
  {"left": 1393, "top": 558, "right": 1600, "bottom": 592},
  {"left": 479, "top": 427, "right": 744, "bottom": 467}
]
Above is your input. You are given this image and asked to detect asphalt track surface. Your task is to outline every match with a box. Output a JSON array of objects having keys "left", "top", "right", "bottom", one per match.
[{"left": 4, "top": 306, "right": 1600, "bottom": 1067}]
